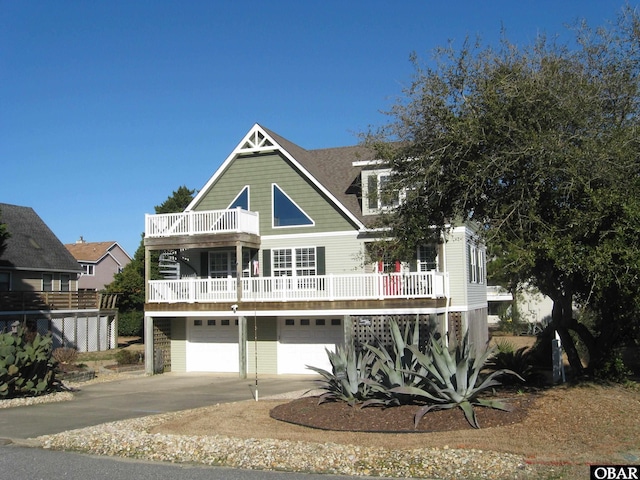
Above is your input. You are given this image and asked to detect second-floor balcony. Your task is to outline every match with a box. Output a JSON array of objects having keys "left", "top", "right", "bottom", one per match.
[
  {"left": 0, "top": 291, "right": 119, "bottom": 312},
  {"left": 148, "top": 271, "right": 448, "bottom": 304},
  {"left": 145, "top": 209, "right": 260, "bottom": 238}
]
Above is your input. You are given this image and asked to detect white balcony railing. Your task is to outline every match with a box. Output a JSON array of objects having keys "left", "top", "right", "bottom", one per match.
[
  {"left": 145, "top": 208, "right": 259, "bottom": 238},
  {"left": 147, "top": 272, "right": 448, "bottom": 303}
]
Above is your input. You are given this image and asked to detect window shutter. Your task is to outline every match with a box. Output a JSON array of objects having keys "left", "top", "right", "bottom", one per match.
[
  {"left": 201, "top": 252, "right": 209, "bottom": 278},
  {"left": 262, "top": 249, "right": 271, "bottom": 277},
  {"left": 316, "top": 246, "right": 325, "bottom": 275}
]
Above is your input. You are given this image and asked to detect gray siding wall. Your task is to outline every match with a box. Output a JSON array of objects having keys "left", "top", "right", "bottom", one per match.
[
  {"left": 261, "top": 232, "right": 365, "bottom": 275},
  {"left": 444, "top": 228, "right": 468, "bottom": 308}
]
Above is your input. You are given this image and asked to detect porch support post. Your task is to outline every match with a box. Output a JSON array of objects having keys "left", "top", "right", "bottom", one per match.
[
  {"left": 144, "top": 247, "right": 151, "bottom": 302},
  {"left": 343, "top": 315, "right": 353, "bottom": 347},
  {"left": 236, "top": 242, "right": 243, "bottom": 301},
  {"left": 238, "top": 315, "right": 247, "bottom": 379},
  {"left": 144, "top": 314, "right": 154, "bottom": 375}
]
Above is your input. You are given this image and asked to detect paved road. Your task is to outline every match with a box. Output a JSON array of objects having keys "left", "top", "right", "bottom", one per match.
[
  {"left": 0, "top": 444, "right": 393, "bottom": 480},
  {"left": 0, "top": 372, "right": 317, "bottom": 440}
]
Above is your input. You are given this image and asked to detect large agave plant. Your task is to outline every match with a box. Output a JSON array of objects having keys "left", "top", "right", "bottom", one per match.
[
  {"left": 307, "top": 341, "right": 383, "bottom": 407},
  {"left": 365, "top": 319, "right": 430, "bottom": 406},
  {"left": 391, "top": 332, "right": 522, "bottom": 428}
]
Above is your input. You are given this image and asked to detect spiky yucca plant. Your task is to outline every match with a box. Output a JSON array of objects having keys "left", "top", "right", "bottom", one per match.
[
  {"left": 307, "top": 341, "right": 383, "bottom": 407},
  {"left": 391, "top": 332, "right": 522, "bottom": 428},
  {"left": 365, "top": 320, "right": 430, "bottom": 405}
]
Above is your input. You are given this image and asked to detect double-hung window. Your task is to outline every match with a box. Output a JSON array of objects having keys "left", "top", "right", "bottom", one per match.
[
  {"left": 467, "top": 244, "right": 485, "bottom": 284},
  {"left": 42, "top": 273, "right": 53, "bottom": 292},
  {"left": 272, "top": 247, "right": 317, "bottom": 290},
  {"left": 417, "top": 245, "right": 438, "bottom": 271}
]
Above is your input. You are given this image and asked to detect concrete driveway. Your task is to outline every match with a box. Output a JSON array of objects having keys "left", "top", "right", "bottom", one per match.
[{"left": 0, "top": 373, "right": 318, "bottom": 441}]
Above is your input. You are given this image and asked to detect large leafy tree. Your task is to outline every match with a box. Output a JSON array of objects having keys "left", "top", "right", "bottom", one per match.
[
  {"left": 371, "top": 7, "right": 640, "bottom": 377},
  {"left": 106, "top": 186, "right": 195, "bottom": 333}
]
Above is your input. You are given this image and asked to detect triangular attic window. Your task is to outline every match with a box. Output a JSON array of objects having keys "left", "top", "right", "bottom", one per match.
[
  {"left": 273, "top": 184, "right": 314, "bottom": 227},
  {"left": 228, "top": 186, "right": 249, "bottom": 210}
]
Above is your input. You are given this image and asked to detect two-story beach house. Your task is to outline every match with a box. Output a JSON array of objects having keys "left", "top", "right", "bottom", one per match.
[{"left": 143, "top": 124, "right": 488, "bottom": 376}]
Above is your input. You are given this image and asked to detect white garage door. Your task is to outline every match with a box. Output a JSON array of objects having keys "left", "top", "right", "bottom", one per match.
[
  {"left": 277, "top": 318, "right": 344, "bottom": 374},
  {"left": 186, "top": 318, "right": 238, "bottom": 372}
]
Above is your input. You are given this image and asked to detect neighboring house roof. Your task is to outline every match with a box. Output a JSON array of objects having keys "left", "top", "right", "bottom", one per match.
[
  {"left": 0, "top": 203, "right": 81, "bottom": 273},
  {"left": 65, "top": 240, "right": 131, "bottom": 264},
  {"left": 188, "top": 124, "right": 382, "bottom": 229}
]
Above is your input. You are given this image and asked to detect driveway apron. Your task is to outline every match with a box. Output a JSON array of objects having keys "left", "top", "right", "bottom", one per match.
[{"left": 0, "top": 373, "right": 317, "bottom": 441}]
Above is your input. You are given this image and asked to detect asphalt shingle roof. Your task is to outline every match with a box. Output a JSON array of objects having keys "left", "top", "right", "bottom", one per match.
[
  {"left": 0, "top": 203, "right": 81, "bottom": 273},
  {"left": 65, "top": 241, "right": 118, "bottom": 263}
]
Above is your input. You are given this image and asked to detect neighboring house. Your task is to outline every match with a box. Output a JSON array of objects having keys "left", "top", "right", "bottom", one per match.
[
  {"left": 65, "top": 238, "right": 132, "bottom": 291},
  {"left": 143, "top": 124, "right": 488, "bottom": 376},
  {"left": 488, "top": 284, "right": 552, "bottom": 333},
  {"left": 0, "top": 203, "right": 118, "bottom": 352}
]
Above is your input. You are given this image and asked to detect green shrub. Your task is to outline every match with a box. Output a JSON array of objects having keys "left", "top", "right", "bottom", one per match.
[
  {"left": 118, "top": 310, "right": 143, "bottom": 337},
  {"left": 485, "top": 342, "right": 540, "bottom": 385},
  {"left": 0, "top": 327, "right": 58, "bottom": 398},
  {"left": 115, "top": 349, "right": 142, "bottom": 365}
]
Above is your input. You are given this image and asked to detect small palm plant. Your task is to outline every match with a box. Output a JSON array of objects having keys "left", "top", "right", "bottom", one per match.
[
  {"left": 391, "top": 332, "right": 522, "bottom": 428},
  {"left": 485, "top": 341, "right": 538, "bottom": 385}
]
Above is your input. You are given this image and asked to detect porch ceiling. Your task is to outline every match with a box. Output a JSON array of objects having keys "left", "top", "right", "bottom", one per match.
[{"left": 144, "top": 232, "right": 261, "bottom": 251}]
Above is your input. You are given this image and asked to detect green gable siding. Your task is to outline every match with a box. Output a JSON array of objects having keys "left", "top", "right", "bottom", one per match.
[{"left": 193, "top": 153, "right": 357, "bottom": 234}]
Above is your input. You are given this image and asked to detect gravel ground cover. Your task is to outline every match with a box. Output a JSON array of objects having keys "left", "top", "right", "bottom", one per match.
[{"left": 25, "top": 381, "right": 639, "bottom": 480}]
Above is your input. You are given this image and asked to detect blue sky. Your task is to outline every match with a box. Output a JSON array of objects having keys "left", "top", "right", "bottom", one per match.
[{"left": 1, "top": 1, "right": 633, "bottom": 258}]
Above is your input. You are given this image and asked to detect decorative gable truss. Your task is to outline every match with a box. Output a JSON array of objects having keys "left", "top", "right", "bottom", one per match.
[{"left": 238, "top": 129, "right": 276, "bottom": 153}]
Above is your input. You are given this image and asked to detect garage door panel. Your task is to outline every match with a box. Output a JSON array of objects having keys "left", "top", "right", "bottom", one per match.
[
  {"left": 277, "top": 318, "right": 344, "bottom": 374},
  {"left": 186, "top": 319, "right": 238, "bottom": 372}
]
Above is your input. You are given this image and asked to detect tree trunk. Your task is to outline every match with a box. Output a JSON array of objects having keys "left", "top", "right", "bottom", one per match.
[{"left": 550, "top": 294, "right": 585, "bottom": 376}]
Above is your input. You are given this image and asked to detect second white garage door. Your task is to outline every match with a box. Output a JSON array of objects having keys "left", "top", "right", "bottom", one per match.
[{"left": 277, "top": 317, "right": 344, "bottom": 374}]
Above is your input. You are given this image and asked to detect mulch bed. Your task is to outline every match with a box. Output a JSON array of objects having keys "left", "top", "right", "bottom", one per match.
[{"left": 270, "top": 393, "right": 536, "bottom": 432}]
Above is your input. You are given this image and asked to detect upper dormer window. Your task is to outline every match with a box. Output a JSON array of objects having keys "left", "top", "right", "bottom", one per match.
[{"left": 364, "top": 170, "right": 401, "bottom": 214}]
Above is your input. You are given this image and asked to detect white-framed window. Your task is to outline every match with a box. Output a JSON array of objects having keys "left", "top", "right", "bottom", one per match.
[
  {"left": 228, "top": 185, "right": 249, "bottom": 210},
  {"left": 272, "top": 247, "right": 316, "bottom": 277},
  {"left": 417, "top": 245, "right": 438, "bottom": 271},
  {"left": 60, "top": 274, "right": 70, "bottom": 292},
  {"left": 81, "top": 264, "right": 95, "bottom": 276},
  {"left": 272, "top": 184, "right": 314, "bottom": 228},
  {"left": 209, "top": 250, "right": 236, "bottom": 278},
  {"left": 467, "top": 244, "right": 485, "bottom": 284},
  {"left": 42, "top": 273, "right": 53, "bottom": 292},
  {"left": 366, "top": 170, "right": 401, "bottom": 211}
]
